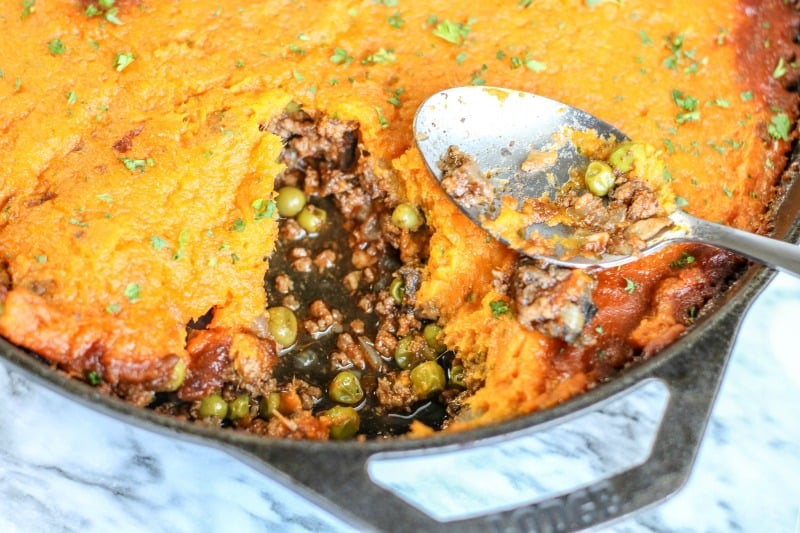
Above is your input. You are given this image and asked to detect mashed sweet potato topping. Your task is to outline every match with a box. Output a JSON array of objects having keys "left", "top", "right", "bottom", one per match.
[{"left": 0, "top": 0, "right": 797, "bottom": 437}]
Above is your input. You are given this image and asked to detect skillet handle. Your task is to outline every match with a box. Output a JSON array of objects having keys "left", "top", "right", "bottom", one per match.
[{"left": 227, "top": 292, "right": 742, "bottom": 532}]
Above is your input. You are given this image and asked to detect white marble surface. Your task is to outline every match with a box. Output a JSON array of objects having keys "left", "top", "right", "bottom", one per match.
[{"left": 0, "top": 272, "right": 799, "bottom": 533}]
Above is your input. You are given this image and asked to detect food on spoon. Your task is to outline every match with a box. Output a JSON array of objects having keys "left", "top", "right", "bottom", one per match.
[
  {"left": 1, "top": 0, "right": 798, "bottom": 439},
  {"left": 439, "top": 139, "right": 679, "bottom": 261}
]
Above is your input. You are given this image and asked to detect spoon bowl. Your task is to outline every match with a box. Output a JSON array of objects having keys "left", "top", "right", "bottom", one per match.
[{"left": 413, "top": 86, "right": 800, "bottom": 277}]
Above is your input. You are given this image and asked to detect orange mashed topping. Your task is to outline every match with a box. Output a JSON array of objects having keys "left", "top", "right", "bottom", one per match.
[{"left": 0, "top": 0, "right": 797, "bottom": 430}]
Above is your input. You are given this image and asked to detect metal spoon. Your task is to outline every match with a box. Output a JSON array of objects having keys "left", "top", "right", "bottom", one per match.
[{"left": 413, "top": 86, "right": 800, "bottom": 277}]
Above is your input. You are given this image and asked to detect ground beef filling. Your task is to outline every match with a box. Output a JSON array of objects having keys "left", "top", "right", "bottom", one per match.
[{"left": 148, "top": 108, "right": 736, "bottom": 440}]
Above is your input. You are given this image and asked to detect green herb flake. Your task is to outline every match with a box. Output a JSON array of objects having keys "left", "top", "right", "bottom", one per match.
[
  {"left": 124, "top": 282, "right": 141, "bottom": 302},
  {"left": 375, "top": 106, "right": 390, "bottom": 129},
  {"left": 670, "top": 252, "right": 696, "bottom": 268},
  {"left": 362, "top": 48, "right": 396, "bottom": 65},
  {"left": 21, "top": 0, "right": 35, "bottom": 19},
  {"left": 489, "top": 300, "right": 511, "bottom": 318},
  {"left": 48, "top": 38, "right": 66, "bottom": 55},
  {"left": 330, "top": 47, "right": 354, "bottom": 66},
  {"left": 638, "top": 30, "right": 653, "bottom": 45},
  {"left": 773, "top": 57, "right": 788, "bottom": 79},
  {"left": 87, "top": 370, "right": 103, "bottom": 385},
  {"left": 595, "top": 325, "right": 604, "bottom": 334},
  {"left": 388, "top": 11, "right": 404, "bottom": 28},
  {"left": 96, "top": 193, "right": 114, "bottom": 202},
  {"left": 104, "top": 7, "right": 123, "bottom": 25},
  {"left": 739, "top": 90, "right": 753, "bottom": 102},
  {"left": 623, "top": 277, "right": 640, "bottom": 294},
  {"left": 113, "top": 51, "right": 135, "bottom": 72},
  {"left": 252, "top": 198, "right": 276, "bottom": 220},
  {"left": 149, "top": 235, "right": 168, "bottom": 250},
  {"left": 456, "top": 51, "right": 468, "bottom": 65},
  {"left": 387, "top": 87, "right": 405, "bottom": 107},
  {"left": 229, "top": 218, "right": 246, "bottom": 232},
  {"left": 432, "top": 18, "right": 475, "bottom": 45},
  {"left": 524, "top": 55, "right": 546, "bottom": 72},
  {"left": 675, "top": 195, "right": 689, "bottom": 207},
  {"left": 172, "top": 230, "right": 189, "bottom": 260},
  {"left": 470, "top": 64, "right": 488, "bottom": 86},
  {"left": 35, "top": 254, "right": 47, "bottom": 263},
  {"left": 768, "top": 112, "right": 791, "bottom": 141},
  {"left": 585, "top": 0, "right": 623, "bottom": 5},
  {"left": 119, "top": 157, "right": 148, "bottom": 172},
  {"left": 68, "top": 217, "right": 88, "bottom": 227},
  {"left": 105, "top": 303, "right": 121, "bottom": 315},
  {"left": 66, "top": 91, "right": 77, "bottom": 105}
]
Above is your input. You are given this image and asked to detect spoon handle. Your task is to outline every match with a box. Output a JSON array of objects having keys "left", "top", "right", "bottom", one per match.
[{"left": 681, "top": 213, "right": 800, "bottom": 278}]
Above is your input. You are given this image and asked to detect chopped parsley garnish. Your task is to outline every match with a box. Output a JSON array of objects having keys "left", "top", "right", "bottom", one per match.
[
  {"left": 252, "top": 198, "right": 276, "bottom": 220},
  {"left": 96, "top": 193, "right": 114, "bottom": 203},
  {"left": 623, "top": 277, "right": 640, "bottom": 294},
  {"left": 173, "top": 229, "right": 189, "bottom": 260},
  {"left": 375, "top": 106, "right": 390, "bottom": 128},
  {"left": 670, "top": 252, "right": 696, "bottom": 268},
  {"left": 768, "top": 112, "right": 791, "bottom": 141},
  {"left": 229, "top": 218, "right": 246, "bottom": 232},
  {"left": 490, "top": 300, "right": 511, "bottom": 318},
  {"left": 21, "top": 0, "right": 35, "bottom": 19},
  {"left": 105, "top": 303, "right": 121, "bottom": 315},
  {"left": 362, "top": 48, "right": 396, "bottom": 65},
  {"left": 35, "top": 254, "right": 47, "bottom": 263},
  {"left": 124, "top": 282, "right": 141, "bottom": 302},
  {"left": 48, "top": 38, "right": 66, "bottom": 55},
  {"left": 470, "top": 64, "right": 488, "bottom": 85},
  {"left": 119, "top": 157, "right": 152, "bottom": 172},
  {"left": 671, "top": 89, "right": 700, "bottom": 124},
  {"left": 68, "top": 217, "right": 88, "bottom": 227},
  {"left": 65, "top": 91, "right": 77, "bottom": 105},
  {"left": 432, "top": 18, "right": 475, "bottom": 45},
  {"left": 387, "top": 11, "right": 404, "bottom": 28},
  {"left": 773, "top": 57, "right": 788, "bottom": 79},
  {"left": 638, "top": 30, "right": 653, "bottom": 45},
  {"left": 585, "top": 0, "right": 623, "bottom": 5},
  {"left": 87, "top": 371, "right": 103, "bottom": 385},
  {"left": 330, "top": 47, "right": 354, "bottom": 66},
  {"left": 149, "top": 235, "right": 168, "bottom": 250},
  {"left": 387, "top": 87, "right": 405, "bottom": 107},
  {"left": 740, "top": 91, "right": 753, "bottom": 102},
  {"left": 113, "top": 51, "right": 135, "bottom": 72}
]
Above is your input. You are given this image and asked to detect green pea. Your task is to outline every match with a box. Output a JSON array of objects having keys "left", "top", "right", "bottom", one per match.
[
  {"left": 391, "top": 203, "right": 423, "bottom": 231},
  {"left": 328, "top": 371, "right": 364, "bottom": 405},
  {"left": 228, "top": 394, "right": 250, "bottom": 420},
  {"left": 410, "top": 360, "right": 446, "bottom": 399},
  {"left": 163, "top": 358, "right": 186, "bottom": 392},
  {"left": 276, "top": 186, "right": 307, "bottom": 217},
  {"left": 296, "top": 204, "right": 327, "bottom": 234},
  {"left": 259, "top": 391, "right": 282, "bottom": 418},
  {"left": 607, "top": 142, "right": 647, "bottom": 174},
  {"left": 198, "top": 393, "right": 228, "bottom": 419},
  {"left": 268, "top": 306, "right": 298, "bottom": 347},
  {"left": 394, "top": 335, "right": 417, "bottom": 369},
  {"left": 584, "top": 161, "right": 616, "bottom": 197},
  {"left": 449, "top": 364, "right": 466, "bottom": 388},
  {"left": 389, "top": 277, "right": 405, "bottom": 304},
  {"left": 325, "top": 405, "right": 360, "bottom": 440},
  {"left": 423, "top": 323, "right": 446, "bottom": 353}
]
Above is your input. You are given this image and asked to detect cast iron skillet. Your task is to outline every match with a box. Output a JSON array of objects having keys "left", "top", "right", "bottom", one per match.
[{"left": 2, "top": 150, "right": 800, "bottom": 532}]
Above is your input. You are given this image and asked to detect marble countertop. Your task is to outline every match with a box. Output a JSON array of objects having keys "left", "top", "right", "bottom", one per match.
[{"left": 1, "top": 272, "right": 798, "bottom": 533}]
